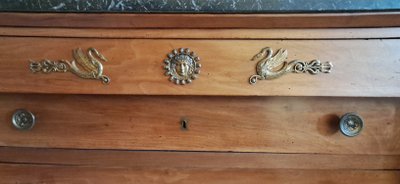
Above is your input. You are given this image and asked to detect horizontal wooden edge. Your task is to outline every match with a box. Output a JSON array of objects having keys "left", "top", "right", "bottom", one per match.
[
  {"left": 1, "top": 12, "right": 400, "bottom": 28},
  {"left": 1, "top": 164, "right": 399, "bottom": 184},
  {"left": 1, "top": 27, "right": 400, "bottom": 39},
  {"left": 1, "top": 91, "right": 399, "bottom": 98},
  {"left": 0, "top": 147, "right": 399, "bottom": 170}
]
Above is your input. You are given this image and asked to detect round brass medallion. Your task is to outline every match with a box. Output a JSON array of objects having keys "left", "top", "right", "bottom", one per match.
[{"left": 164, "top": 48, "right": 201, "bottom": 85}]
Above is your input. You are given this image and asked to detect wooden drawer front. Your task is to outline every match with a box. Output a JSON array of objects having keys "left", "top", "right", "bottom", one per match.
[
  {"left": 1, "top": 164, "right": 399, "bottom": 184},
  {"left": 0, "top": 94, "right": 398, "bottom": 154},
  {"left": 1, "top": 147, "right": 399, "bottom": 170},
  {"left": 0, "top": 37, "right": 399, "bottom": 96}
]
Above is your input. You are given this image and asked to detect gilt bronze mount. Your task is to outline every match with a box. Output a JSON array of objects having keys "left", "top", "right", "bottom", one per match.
[
  {"left": 249, "top": 47, "right": 332, "bottom": 84},
  {"left": 164, "top": 48, "right": 201, "bottom": 85},
  {"left": 29, "top": 47, "right": 110, "bottom": 84}
]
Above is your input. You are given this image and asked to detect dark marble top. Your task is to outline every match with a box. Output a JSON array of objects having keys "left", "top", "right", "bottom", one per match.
[{"left": 0, "top": 0, "right": 399, "bottom": 13}]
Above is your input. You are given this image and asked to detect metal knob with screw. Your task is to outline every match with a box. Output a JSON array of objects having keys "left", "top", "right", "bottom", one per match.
[
  {"left": 339, "top": 113, "right": 363, "bottom": 137},
  {"left": 12, "top": 109, "right": 35, "bottom": 130}
]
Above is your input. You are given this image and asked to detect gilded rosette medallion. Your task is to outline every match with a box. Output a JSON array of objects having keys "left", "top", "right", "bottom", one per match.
[{"left": 164, "top": 48, "right": 201, "bottom": 85}]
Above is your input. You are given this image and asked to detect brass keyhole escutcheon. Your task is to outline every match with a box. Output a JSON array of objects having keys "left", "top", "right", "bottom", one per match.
[{"left": 180, "top": 118, "right": 189, "bottom": 131}]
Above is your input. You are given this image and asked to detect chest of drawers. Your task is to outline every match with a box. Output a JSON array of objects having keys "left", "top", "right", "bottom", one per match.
[{"left": 0, "top": 12, "right": 399, "bottom": 183}]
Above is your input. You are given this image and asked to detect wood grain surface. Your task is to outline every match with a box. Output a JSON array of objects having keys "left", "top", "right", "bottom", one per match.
[
  {"left": 0, "top": 94, "right": 398, "bottom": 154},
  {"left": 1, "top": 12, "right": 400, "bottom": 28},
  {"left": 1, "top": 12, "right": 398, "bottom": 183},
  {"left": 0, "top": 147, "right": 399, "bottom": 170},
  {"left": 2, "top": 27, "right": 400, "bottom": 39},
  {"left": 0, "top": 37, "right": 400, "bottom": 96},
  {"left": 1, "top": 164, "right": 399, "bottom": 184}
]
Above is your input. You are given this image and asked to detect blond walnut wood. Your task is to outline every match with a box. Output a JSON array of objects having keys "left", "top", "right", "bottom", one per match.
[
  {"left": 0, "top": 147, "right": 399, "bottom": 170},
  {"left": 0, "top": 11, "right": 398, "bottom": 182},
  {"left": 0, "top": 37, "right": 400, "bottom": 96},
  {"left": 0, "top": 94, "right": 399, "bottom": 154},
  {"left": 2, "top": 12, "right": 400, "bottom": 28},
  {"left": 2, "top": 27, "right": 400, "bottom": 39},
  {"left": 1, "top": 164, "right": 399, "bottom": 184}
]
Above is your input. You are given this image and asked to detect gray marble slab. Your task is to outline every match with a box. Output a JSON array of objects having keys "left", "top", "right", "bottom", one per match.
[{"left": 0, "top": 0, "right": 399, "bottom": 13}]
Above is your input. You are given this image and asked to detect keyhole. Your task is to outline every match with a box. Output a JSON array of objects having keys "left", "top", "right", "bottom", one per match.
[{"left": 181, "top": 119, "right": 189, "bottom": 131}]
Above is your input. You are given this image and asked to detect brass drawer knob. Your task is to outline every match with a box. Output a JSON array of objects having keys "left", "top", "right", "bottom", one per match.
[
  {"left": 12, "top": 109, "right": 35, "bottom": 130},
  {"left": 339, "top": 113, "right": 363, "bottom": 137}
]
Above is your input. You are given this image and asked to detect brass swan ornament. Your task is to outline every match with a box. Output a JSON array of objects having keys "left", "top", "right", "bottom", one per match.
[
  {"left": 68, "top": 48, "right": 110, "bottom": 84},
  {"left": 250, "top": 47, "right": 290, "bottom": 83},
  {"left": 30, "top": 47, "right": 110, "bottom": 84},
  {"left": 249, "top": 47, "right": 332, "bottom": 85}
]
